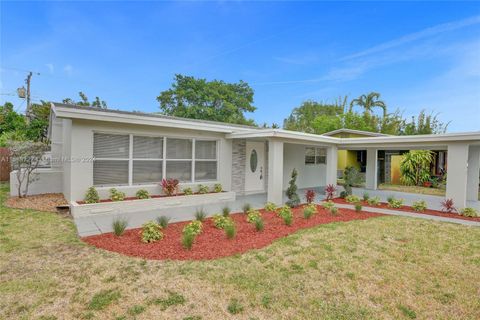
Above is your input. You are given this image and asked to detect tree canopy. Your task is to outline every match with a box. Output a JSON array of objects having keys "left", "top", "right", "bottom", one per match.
[
  {"left": 157, "top": 74, "right": 256, "bottom": 125},
  {"left": 62, "top": 91, "right": 108, "bottom": 109}
]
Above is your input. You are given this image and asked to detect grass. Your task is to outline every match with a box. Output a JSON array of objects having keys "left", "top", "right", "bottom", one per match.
[
  {"left": 1, "top": 183, "right": 480, "bottom": 319},
  {"left": 379, "top": 183, "right": 480, "bottom": 200}
]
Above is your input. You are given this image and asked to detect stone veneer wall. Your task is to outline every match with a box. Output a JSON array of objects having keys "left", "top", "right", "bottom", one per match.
[{"left": 232, "top": 139, "right": 246, "bottom": 194}]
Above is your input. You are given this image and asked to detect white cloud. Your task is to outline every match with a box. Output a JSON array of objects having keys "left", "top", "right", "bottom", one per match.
[{"left": 63, "top": 64, "right": 73, "bottom": 76}]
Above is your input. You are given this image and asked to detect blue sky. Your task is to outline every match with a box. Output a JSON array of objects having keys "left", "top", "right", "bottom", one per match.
[{"left": 1, "top": 1, "right": 479, "bottom": 132}]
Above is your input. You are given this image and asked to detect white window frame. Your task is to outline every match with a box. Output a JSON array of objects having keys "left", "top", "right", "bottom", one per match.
[
  {"left": 92, "top": 131, "right": 219, "bottom": 187},
  {"left": 305, "top": 147, "right": 327, "bottom": 165},
  {"left": 93, "top": 132, "right": 130, "bottom": 187}
]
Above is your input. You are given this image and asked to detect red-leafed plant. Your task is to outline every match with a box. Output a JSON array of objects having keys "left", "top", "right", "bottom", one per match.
[
  {"left": 305, "top": 189, "right": 316, "bottom": 204},
  {"left": 325, "top": 184, "right": 337, "bottom": 200},
  {"left": 441, "top": 198, "right": 456, "bottom": 213},
  {"left": 161, "top": 178, "right": 179, "bottom": 196}
]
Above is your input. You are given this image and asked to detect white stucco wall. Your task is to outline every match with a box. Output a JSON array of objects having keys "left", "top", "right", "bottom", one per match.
[
  {"left": 10, "top": 169, "right": 63, "bottom": 196},
  {"left": 282, "top": 143, "right": 326, "bottom": 189},
  {"left": 65, "top": 119, "right": 232, "bottom": 202}
]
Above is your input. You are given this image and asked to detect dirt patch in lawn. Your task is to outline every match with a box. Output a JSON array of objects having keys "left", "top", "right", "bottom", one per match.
[
  {"left": 5, "top": 193, "right": 68, "bottom": 213},
  {"left": 83, "top": 205, "right": 382, "bottom": 260},
  {"left": 332, "top": 198, "right": 480, "bottom": 222}
]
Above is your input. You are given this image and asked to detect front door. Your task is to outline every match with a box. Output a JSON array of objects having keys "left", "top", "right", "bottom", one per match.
[{"left": 245, "top": 141, "right": 265, "bottom": 193}]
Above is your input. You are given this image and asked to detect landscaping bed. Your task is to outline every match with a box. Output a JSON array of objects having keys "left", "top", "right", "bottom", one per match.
[
  {"left": 83, "top": 205, "right": 382, "bottom": 260},
  {"left": 5, "top": 193, "right": 68, "bottom": 213},
  {"left": 332, "top": 198, "right": 480, "bottom": 222}
]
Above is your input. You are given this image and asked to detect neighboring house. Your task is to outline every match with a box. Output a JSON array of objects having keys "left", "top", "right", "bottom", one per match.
[
  {"left": 9, "top": 103, "right": 480, "bottom": 235},
  {"left": 323, "top": 128, "right": 448, "bottom": 185}
]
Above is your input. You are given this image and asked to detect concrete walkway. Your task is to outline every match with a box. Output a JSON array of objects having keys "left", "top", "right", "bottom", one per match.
[{"left": 335, "top": 203, "right": 480, "bottom": 227}]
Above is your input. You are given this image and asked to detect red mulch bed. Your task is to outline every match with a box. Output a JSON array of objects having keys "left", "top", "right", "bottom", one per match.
[
  {"left": 331, "top": 198, "right": 480, "bottom": 222},
  {"left": 82, "top": 205, "right": 382, "bottom": 261}
]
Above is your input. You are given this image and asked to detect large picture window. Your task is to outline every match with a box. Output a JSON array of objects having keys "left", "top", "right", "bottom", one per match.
[
  {"left": 93, "top": 133, "right": 217, "bottom": 186},
  {"left": 305, "top": 147, "right": 326, "bottom": 165}
]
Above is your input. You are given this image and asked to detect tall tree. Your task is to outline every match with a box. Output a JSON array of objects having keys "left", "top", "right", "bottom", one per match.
[
  {"left": 62, "top": 91, "right": 108, "bottom": 109},
  {"left": 157, "top": 74, "right": 256, "bottom": 125},
  {"left": 350, "top": 92, "right": 387, "bottom": 118},
  {"left": 402, "top": 110, "right": 449, "bottom": 135}
]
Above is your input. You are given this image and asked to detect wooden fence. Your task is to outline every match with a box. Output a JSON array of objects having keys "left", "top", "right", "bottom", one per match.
[{"left": 0, "top": 148, "right": 10, "bottom": 182}]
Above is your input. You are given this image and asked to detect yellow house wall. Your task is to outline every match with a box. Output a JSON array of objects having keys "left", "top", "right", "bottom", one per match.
[
  {"left": 331, "top": 132, "right": 368, "bottom": 171},
  {"left": 391, "top": 155, "right": 402, "bottom": 184}
]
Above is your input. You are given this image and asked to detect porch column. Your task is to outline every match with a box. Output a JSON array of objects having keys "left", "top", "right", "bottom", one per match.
[
  {"left": 267, "top": 139, "right": 284, "bottom": 205},
  {"left": 446, "top": 143, "right": 469, "bottom": 208},
  {"left": 325, "top": 145, "right": 338, "bottom": 187},
  {"left": 365, "top": 148, "right": 378, "bottom": 190},
  {"left": 467, "top": 146, "right": 480, "bottom": 202}
]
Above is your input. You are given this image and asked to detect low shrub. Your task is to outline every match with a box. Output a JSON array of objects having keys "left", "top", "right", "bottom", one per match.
[
  {"left": 278, "top": 206, "right": 293, "bottom": 226},
  {"left": 242, "top": 203, "right": 252, "bottom": 214},
  {"left": 345, "top": 194, "right": 361, "bottom": 203},
  {"left": 161, "top": 178, "right": 179, "bottom": 196},
  {"left": 412, "top": 200, "right": 427, "bottom": 212},
  {"left": 441, "top": 198, "right": 456, "bottom": 213},
  {"left": 183, "top": 220, "right": 202, "bottom": 236},
  {"left": 325, "top": 184, "right": 337, "bottom": 200},
  {"left": 387, "top": 197, "right": 404, "bottom": 209},
  {"left": 305, "top": 189, "right": 316, "bottom": 204},
  {"left": 363, "top": 192, "right": 370, "bottom": 201},
  {"left": 264, "top": 202, "right": 277, "bottom": 212},
  {"left": 224, "top": 222, "right": 236, "bottom": 239},
  {"left": 212, "top": 214, "right": 232, "bottom": 229},
  {"left": 84, "top": 186, "right": 100, "bottom": 204},
  {"left": 197, "top": 184, "right": 209, "bottom": 194},
  {"left": 246, "top": 209, "right": 261, "bottom": 223},
  {"left": 303, "top": 204, "right": 316, "bottom": 219},
  {"left": 194, "top": 208, "right": 206, "bottom": 222},
  {"left": 367, "top": 196, "right": 380, "bottom": 206},
  {"left": 109, "top": 188, "right": 125, "bottom": 202},
  {"left": 182, "top": 230, "right": 195, "bottom": 250},
  {"left": 141, "top": 221, "right": 163, "bottom": 243},
  {"left": 254, "top": 217, "right": 264, "bottom": 231},
  {"left": 213, "top": 183, "right": 223, "bottom": 193},
  {"left": 136, "top": 189, "right": 150, "bottom": 199},
  {"left": 156, "top": 216, "right": 170, "bottom": 228},
  {"left": 222, "top": 206, "right": 231, "bottom": 217},
  {"left": 339, "top": 191, "right": 348, "bottom": 199},
  {"left": 182, "top": 187, "right": 193, "bottom": 195},
  {"left": 112, "top": 218, "right": 128, "bottom": 236},
  {"left": 354, "top": 203, "right": 362, "bottom": 213},
  {"left": 460, "top": 207, "right": 478, "bottom": 217},
  {"left": 330, "top": 206, "right": 339, "bottom": 215},
  {"left": 322, "top": 201, "right": 335, "bottom": 210}
]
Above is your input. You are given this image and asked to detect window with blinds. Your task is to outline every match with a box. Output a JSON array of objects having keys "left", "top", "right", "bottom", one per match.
[
  {"left": 93, "top": 133, "right": 130, "bottom": 186},
  {"left": 92, "top": 133, "right": 218, "bottom": 186}
]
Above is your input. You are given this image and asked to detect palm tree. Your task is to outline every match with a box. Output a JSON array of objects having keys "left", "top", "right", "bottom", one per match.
[{"left": 349, "top": 92, "right": 387, "bottom": 118}]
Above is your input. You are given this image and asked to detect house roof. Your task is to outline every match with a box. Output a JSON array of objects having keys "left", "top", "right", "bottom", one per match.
[{"left": 322, "top": 128, "right": 390, "bottom": 137}]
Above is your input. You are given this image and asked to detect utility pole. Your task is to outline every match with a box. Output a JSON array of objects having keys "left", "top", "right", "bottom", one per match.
[{"left": 25, "top": 71, "right": 32, "bottom": 118}]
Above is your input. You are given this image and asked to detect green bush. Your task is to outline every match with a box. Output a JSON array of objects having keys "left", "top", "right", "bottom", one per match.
[
  {"left": 278, "top": 206, "right": 293, "bottom": 226},
  {"left": 264, "top": 202, "right": 277, "bottom": 212},
  {"left": 136, "top": 189, "right": 150, "bottom": 199},
  {"left": 460, "top": 207, "right": 478, "bottom": 217},
  {"left": 367, "top": 196, "right": 380, "bottom": 206},
  {"left": 387, "top": 197, "right": 404, "bottom": 209},
  {"left": 330, "top": 207, "right": 339, "bottom": 215},
  {"left": 156, "top": 216, "right": 170, "bottom": 228},
  {"left": 303, "top": 203, "right": 316, "bottom": 219},
  {"left": 322, "top": 201, "right": 335, "bottom": 210},
  {"left": 345, "top": 194, "right": 361, "bottom": 203},
  {"left": 213, "top": 183, "right": 223, "bottom": 193},
  {"left": 194, "top": 209, "right": 206, "bottom": 222},
  {"left": 84, "top": 187, "right": 100, "bottom": 204},
  {"left": 354, "top": 203, "right": 362, "bottom": 212},
  {"left": 412, "top": 200, "right": 427, "bottom": 212},
  {"left": 212, "top": 214, "right": 231, "bottom": 229},
  {"left": 339, "top": 191, "right": 348, "bottom": 199},
  {"left": 183, "top": 220, "right": 202, "bottom": 236},
  {"left": 387, "top": 195, "right": 395, "bottom": 203},
  {"left": 254, "top": 217, "right": 264, "bottom": 231},
  {"left": 246, "top": 209, "right": 261, "bottom": 223},
  {"left": 222, "top": 206, "right": 231, "bottom": 217},
  {"left": 197, "top": 184, "right": 209, "bottom": 194},
  {"left": 285, "top": 168, "right": 300, "bottom": 207},
  {"left": 182, "top": 187, "right": 193, "bottom": 195},
  {"left": 182, "top": 230, "right": 196, "bottom": 250},
  {"left": 109, "top": 188, "right": 125, "bottom": 202},
  {"left": 224, "top": 222, "right": 236, "bottom": 239},
  {"left": 242, "top": 203, "right": 251, "bottom": 214},
  {"left": 112, "top": 218, "right": 128, "bottom": 236},
  {"left": 141, "top": 221, "right": 163, "bottom": 243},
  {"left": 363, "top": 192, "right": 370, "bottom": 201}
]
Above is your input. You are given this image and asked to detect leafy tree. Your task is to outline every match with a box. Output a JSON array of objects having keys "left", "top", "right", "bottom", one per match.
[
  {"left": 285, "top": 168, "right": 300, "bottom": 208},
  {"left": 402, "top": 110, "right": 448, "bottom": 135},
  {"left": 350, "top": 92, "right": 387, "bottom": 118},
  {"left": 400, "top": 150, "right": 434, "bottom": 186},
  {"left": 62, "top": 91, "right": 108, "bottom": 108},
  {"left": 284, "top": 99, "right": 346, "bottom": 133},
  {"left": 157, "top": 74, "right": 256, "bottom": 125},
  {"left": 0, "top": 102, "right": 26, "bottom": 135},
  {"left": 26, "top": 101, "right": 51, "bottom": 141}
]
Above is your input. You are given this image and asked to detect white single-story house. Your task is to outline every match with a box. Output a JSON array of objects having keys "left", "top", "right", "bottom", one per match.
[{"left": 10, "top": 103, "right": 480, "bottom": 235}]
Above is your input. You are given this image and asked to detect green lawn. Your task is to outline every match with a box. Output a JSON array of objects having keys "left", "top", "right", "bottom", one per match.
[{"left": 1, "top": 183, "right": 479, "bottom": 320}]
